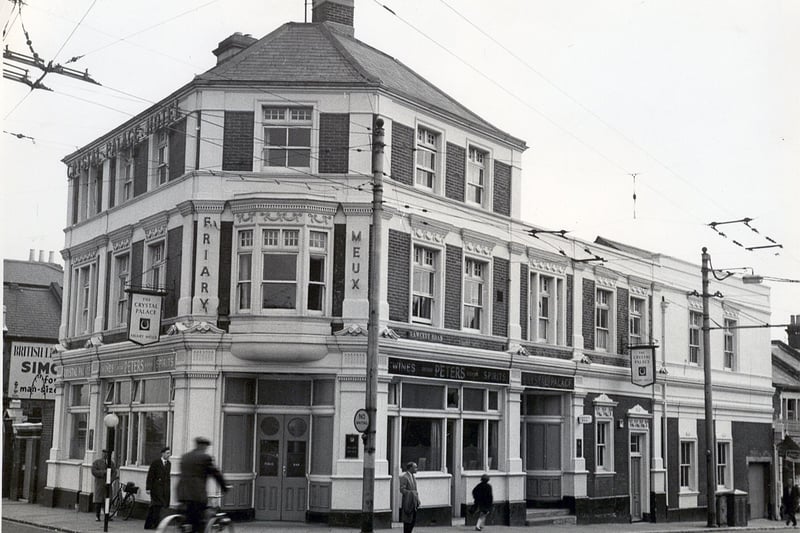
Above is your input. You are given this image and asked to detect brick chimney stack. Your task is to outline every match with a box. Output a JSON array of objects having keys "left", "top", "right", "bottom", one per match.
[
  {"left": 788, "top": 315, "right": 800, "bottom": 349},
  {"left": 312, "top": 0, "right": 355, "bottom": 37},
  {"left": 212, "top": 32, "right": 257, "bottom": 65}
]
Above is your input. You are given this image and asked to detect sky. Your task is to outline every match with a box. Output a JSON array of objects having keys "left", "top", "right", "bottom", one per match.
[{"left": 1, "top": 0, "right": 798, "bottom": 332}]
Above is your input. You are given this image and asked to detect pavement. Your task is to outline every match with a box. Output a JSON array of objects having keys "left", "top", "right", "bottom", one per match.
[{"left": 2, "top": 499, "right": 799, "bottom": 533}]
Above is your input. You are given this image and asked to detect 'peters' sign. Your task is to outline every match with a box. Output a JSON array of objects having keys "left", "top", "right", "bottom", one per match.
[
  {"left": 7, "top": 342, "right": 58, "bottom": 399},
  {"left": 128, "top": 290, "right": 164, "bottom": 345}
]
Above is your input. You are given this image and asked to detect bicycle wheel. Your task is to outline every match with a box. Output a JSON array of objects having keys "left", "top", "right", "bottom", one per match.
[
  {"left": 118, "top": 492, "right": 135, "bottom": 520},
  {"left": 205, "top": 514, "right": 235, "bottom": 533},
  {"left": 155, "top": 513, "right": 186, "bottom": 533},
  {"left": 108, "top": 493, "right": 121, "bottom": 518}
]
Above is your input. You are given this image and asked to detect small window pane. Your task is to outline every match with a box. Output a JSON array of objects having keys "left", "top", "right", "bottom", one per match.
[
  {"left": 312, "top": 380, "right": 335, "bottom": 406},
  {"left": 402, "top": 383, "right": 444, "bottom": 409},
  {"left": 225, "top": 377, "right": 256, "bottom": 404},
  {"left": 257, "top": 380, "right": 311, "bottom": 405},
  {"left": 265, "top": 128, "right": 287, "bottom": 146},
  {"left": 463, "top": 388, "right": 485, "bottom": 411},
  {"left": 223, "top": 413, "right": 254, "bottom": 473},
  {"left": 142, "top": 412, "right": 168, "bottom": 464},
  {"left": 142, "top": 378, "right": 170, "bottom": 404}
]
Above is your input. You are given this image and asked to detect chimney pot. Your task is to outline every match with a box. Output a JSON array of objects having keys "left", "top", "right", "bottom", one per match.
[
  {"left": 39, "top": 250, "right": 45, "bottom": 262},
  {"left": 212, "top": 32, "right": 257, "bottom": 65},
  {"left": 29, "top": 249, "right": 36, "bottom": 261},
  {"left": 49, "top": 251, "right": 55, "bottom": 264}
]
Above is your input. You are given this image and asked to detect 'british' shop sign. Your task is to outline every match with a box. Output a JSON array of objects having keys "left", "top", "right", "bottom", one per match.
[{"left": 8, "top": 342, "right": 58, "bottom": 399}]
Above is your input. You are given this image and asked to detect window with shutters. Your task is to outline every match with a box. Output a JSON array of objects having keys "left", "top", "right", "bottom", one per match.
[{"left": 262, "top": 106, "right": 312, "bottom": 169}]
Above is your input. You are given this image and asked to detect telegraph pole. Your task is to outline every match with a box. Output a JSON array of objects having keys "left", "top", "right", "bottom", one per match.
[
  {"left": 362, "top": 116, "right": 384, "bottom": 532},
  {"left": 701, "top": 247, "right": 717, "bottom": 527}
]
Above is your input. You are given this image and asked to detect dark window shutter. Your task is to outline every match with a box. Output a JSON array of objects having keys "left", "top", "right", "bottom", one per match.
[
  {"left": 95, "top": 166, "right": 103, "bottom": 213},
  {"left": 332, "top": 224, "right": 346, "bottom": 317},
  {"left": 131, "top": 240, "right": 144, "bottom": 290},
  {"left": 217, "top": 222, "right": 232, "bottom": 329},
  {"left": 71, "top": 178, "right": 80, "bottom": 224},
  {"left": 492, "top": 257, "right": 509, "bottom": 337},
  {"left": 104, "top": 251, "right": 112, "bottom": 330},
  {"left": 493, "top": 160, "right": 511, "bottom": 216},
  {"left": 444, "top": 245, "right": 462, "bottom": 330},
  {"left": 582, "top": 278, "right": 595, "bottom": 350},
  {"left": 108, "top": 157, "right": 116, "bottom": 208},
  {"left": 445, "top": 142, "right": 465, "bottom": 202},
  {"left": 319, "top": 113, "right": 350, "bottom": 173},
  {"left": 566, "top": 274, "right": 574, "bottom": 347},
  {"left": 520, "top": 263, "right": 529, "bottom": 340},
  {"left": 168, "top": 118, "right": 187, "bottom": 181},
  {"left": 222, "top": 111, "right": 254, "bottom": 171},
  {"left": 387, "top": 229, "right": 410, "bottom": 322},
  {"left": 191, "top": 221, "right": 198, "bottom": 300},
  {"left": 133, "top": 140, "right": 149, "bottom": 197},
  {"left": 164, "top": 227, "right": 183, "bottom": 318},
  {"left": 390, "top": 122, "right": 414, "bottom": 186},
  {"left": 617, "top": 287, "right": 629, "bottom": 354}
]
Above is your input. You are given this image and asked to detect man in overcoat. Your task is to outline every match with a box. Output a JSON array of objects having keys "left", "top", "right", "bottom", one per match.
[
  {"left": 177, "top": 437, "right": 228, "bottom": 533},
  {"left": 144, "top": 446, "right": 171, "bottom": 529},
  {"left": 91, "top": 450, "right": 117, "bottom": 521},
  {"left": 400, "top": 462, "right": 420, "bottom": 533}
]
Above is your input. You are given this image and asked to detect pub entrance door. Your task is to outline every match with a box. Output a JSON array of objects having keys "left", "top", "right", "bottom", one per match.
[{"left": 254, "top": 414, "right": 309, "bottom": 521}]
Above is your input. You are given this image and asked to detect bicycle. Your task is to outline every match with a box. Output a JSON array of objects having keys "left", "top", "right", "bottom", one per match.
[
  {"left": 155, "top": 493, "right": 234, "bottom": 533},
  {"left": 109, "top": 480, "right": 138, "bottom": 521}
]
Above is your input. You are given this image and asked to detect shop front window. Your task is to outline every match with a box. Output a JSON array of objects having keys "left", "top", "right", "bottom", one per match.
[{"left": 401, "top": 417, "right": 442, "bottom": 472}]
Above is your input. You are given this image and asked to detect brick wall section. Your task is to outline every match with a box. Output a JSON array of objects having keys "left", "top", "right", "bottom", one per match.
[
  {"left": 445, "top": 142, "right": 465, "bottom": 202},
  {"left": 164, "top": 226, "right": 184, "bottom": 318},
  {"left": 445, "top": 245, "right": 463, "bottom": 330},
  {"left": 566, "top": 274, "right": 574, "bottom": 347},
  {"left": 332, "top": 224, "right": 346, "bottom": 317},
  {"left": 312, "top": 2, "right": 354, "bottom": 26},
  {"left": 168, "top": 118, "right": 187, "bottom": 181},
  {"left": 390, "top": 122, "right": 414, "bottom": 185},
  {"left": 733, "top": 421, "right": 772, "bottom": 493},
  {"left": 131, "top": 240, "right": 144, "bottom": 289},
  {"left": 520, "top": 263, "right": 529, "bottom": 340},
  {"left": 133, "top": 140, "right": 149, "bottom": 197},
  {"left": 95, "top": 166, "right": 103, "bottom": 213},
  {"left": 71, "top": 178, "right": 79, "bottom": 224},
  {"left": 222, "top": 111, "right": 254, "bottom": 171},
  {"left": 104, "top": 251, "right": 112, "bottom": 329},
  {"left": 387, "top": 230, "right": 410, "bottom": 322},
  {"left": 583, "top": 278, "right": 595, "bottom": 350},
  {"left": 318, "top": 113, "right": 350, "bottom": 173},
  {"left": 616, "top": 287, "right": 629, "bottom": 354},
  {"left": 493, "top": 160, "right": 511, "bottom": 216},
  {"left": 492, "top": 257, "right": 509, "bottom": 337}
]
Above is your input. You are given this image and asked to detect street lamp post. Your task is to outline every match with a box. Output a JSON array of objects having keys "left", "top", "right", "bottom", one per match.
[
  {"left": 700, "top": 247, "right": 717, "bottom": 527},
  {"left": 103, "top": 413, "right": 119, "bottom": 532}
]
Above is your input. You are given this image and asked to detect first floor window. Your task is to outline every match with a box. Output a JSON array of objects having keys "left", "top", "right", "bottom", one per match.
[
  {"left": 157, "top": 131, "right": 168, "bottom": 185},
  {"left": 307, "top": 230, "right": 328, "bottom": 312},
  {"left": 467, "top": 146, "right": 486, "bottom": 205},
  {"left": 262, "top": 106, "right": 312, "bottom": 168},
  {"left": 115, "top": 254, "right": 129, "bottom": 326},
  {"left": 463, "top": 258, "right": 486, "bottom": 330},
  {"left": 689, "top": 311, "right": 702, "bottom": 364},
  {"left": 717, "top": 441, "right": 730, "bottom": 488},
  {"left": 724, "top": 319, "right": 736, "bottom": 369},
  {"left": 680, "top": 440, "right": 695, "bottom": 490},
  {"left": 262, "top": 253, "right": 297, "bottom": 309},
  {"left": 595, "top": 289, "right": 612, "bottom": 351},
  {"left": 629, "top": 296, "right": 645, "bottom": 346},
  {"left": 415, "top": 126, "right": 438, "bottom": 189},
  {"left": 400, "top": 417, "right": 442, "bottom": 472},
  {"left": 147, "top": 242, "right": 165, "bottom": 289},
  {"left": 412, "top": 246, "right": 436, "bottom": 323},
  {"left": 238, "top": 253, "right": 252, "bottom": 310}
]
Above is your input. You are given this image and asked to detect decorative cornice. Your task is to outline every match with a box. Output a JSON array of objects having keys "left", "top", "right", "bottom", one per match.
[
  {"left": 595, "top": 276, "right": 617, "bottom": 289},
  {"left": 108, "top": 225, "right": 134, "bottom": 253},
  {"left": 166, "top": 321, "right": 225, "bottom": 335},
  {"left": 629, "top": 284, "right": 650, "bottom": 297},
  {"left": 68, "top": 235, "right": 107, "bottom": 266},
  {"left": 593, "top": 393, "right": 618, "bottom": 407},
  {"left": 231, "top": 199, "right": 336, "bottom": 215},
  {"left": 629, "top": 418, "right": 649, "bottom": 430},
  {"left": 140, "top": 212, "right": 169, "bottom": 242},
  {"left": 381, "top": 327, "right": 399, "bottom": 340},
  {"left": 191, "top": 200, "right": 226, "bottom": 213},
  {"left": 461, "top": 229, "right": 496, "bottom": 257},
  {"left": 177, "top": 200, "right": 195, "bottom": 217},
  {"left": 722, "top": 303, "right": 739, "bottom": 319},
  {"left": 595, "top": 405, "right": 614, "bottom": 419},
  {"left": 594, "top": 266, "right": 619, "bottom": 282},
  {"left": 410, "top": 215, "right": 453, "bottom": 246},
  {"left": 508, "top": 242, "right": 527, "bottom": 256},
  {"left": 340, "top": 203, "right": 373, "bottom": 216},
  {"left": 688, "top": 297, "right": 703, "bottom": 311},
  {"left": 184, "top": 371, "right": 220, "bottom": 379},
  {"left": 628, "top": 404, "right": 651, "bottom": 417},
  {"left": 529, "top": 255, "right": 569, "bottom": 276},
  {"left": 334, "top": 324, "right": 368, "bottom": 336}
]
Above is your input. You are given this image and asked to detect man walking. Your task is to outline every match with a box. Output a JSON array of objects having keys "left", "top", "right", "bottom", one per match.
[
  {"left": 400, "top": 462, "right": 420, "bottom": 533},
  {"left": 91, "top": 450, "right": 116, "bottom": 522},
  {"left": 177, "top": 437, "right": 228, "bottom": 533},
  {"left": 787, "top": 482, "right": 800, "bottom": 528},
  {"left": 144, "top": 446, "right": 171, "bottom": 529},
  {"left": 471, "top": 474, "right": 493, "bottom": 531}
]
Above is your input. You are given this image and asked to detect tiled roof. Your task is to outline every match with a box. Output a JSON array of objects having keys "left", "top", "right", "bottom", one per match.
[
  {"left": 3, "top": 285, "right": 62, "bottom": 340},
  {"left": 196, "top": 23, "right": 526, "bottom": 148},
  {"left": 4, "top": 260, "right": 63, "bottom": 287}
]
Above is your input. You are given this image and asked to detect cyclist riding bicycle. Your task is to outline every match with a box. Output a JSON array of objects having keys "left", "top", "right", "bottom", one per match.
[{"left": 176, "top": 437, "right": 229, "bottom": 533}]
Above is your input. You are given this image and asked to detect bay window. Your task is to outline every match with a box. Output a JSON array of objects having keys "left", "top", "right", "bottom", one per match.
[
  {"left": 237, "top": 230, "right": 253, "bottom": 311},
  {"left": 261, "top": 229, "right": 299, "bottom": 309}
]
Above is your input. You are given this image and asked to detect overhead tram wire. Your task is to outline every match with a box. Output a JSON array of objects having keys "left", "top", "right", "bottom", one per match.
[
  {"left": 372, "top": 0, "right": 710, "bottom": 228},
  {"left": 437, "top": 0, "right": 732, "bottom": 217}
]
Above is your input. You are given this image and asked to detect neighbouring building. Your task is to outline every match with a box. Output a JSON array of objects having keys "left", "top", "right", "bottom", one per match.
[
  {"left": 772, "top": 315, "right": 800, "bottom": 519},
  {"left": 45, "top": 0, "right": 775, "bottom": 526},
  {"left": 3, "top": 251, "right": 63, "bottom": 504}
]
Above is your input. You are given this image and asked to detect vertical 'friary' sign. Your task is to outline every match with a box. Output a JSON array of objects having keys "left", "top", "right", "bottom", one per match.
[{"left": 630, "top": 345, "right": 656, "bottom": 387}]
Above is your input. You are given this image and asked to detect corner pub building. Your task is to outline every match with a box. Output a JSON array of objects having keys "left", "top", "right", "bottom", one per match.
[{"left": 46, "top": 0, "right": 775, "bottom": 527}]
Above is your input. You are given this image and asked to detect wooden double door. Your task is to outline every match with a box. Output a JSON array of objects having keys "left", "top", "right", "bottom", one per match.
[{"left": 254, "top": 414, "right": 309, "bottom": 521}]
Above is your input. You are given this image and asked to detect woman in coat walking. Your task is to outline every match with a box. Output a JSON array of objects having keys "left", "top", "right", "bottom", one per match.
[{"left": 471, "top": 474, "right": 493, "bottom": 531}]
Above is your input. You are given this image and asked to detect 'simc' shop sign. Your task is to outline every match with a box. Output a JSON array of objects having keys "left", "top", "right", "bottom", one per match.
[
  {"left": 7, "top": 342, "right": 58, "bottom": 399},
  {"left": 388, "top": 357, "right": 509, "bottom": 384},
  {"left": 127, "top": 290, "right": 164, "bottom": 345},
  {"left": 630, "top": 345, "right": 656, "bottom": 387},
  {"left": 521, "top": 372, "right": 574, "bottom": 391},
  {"left": 100, "top": 354, "right": 176, "bottom": 378}
]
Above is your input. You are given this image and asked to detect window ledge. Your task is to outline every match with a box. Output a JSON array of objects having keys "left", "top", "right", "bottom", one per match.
[
  {"left": 680, "top": 489, "right": 700, "bottom": 496},
  {"left": 594, "top": 470, "right": 616, "bottom": 476}
]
